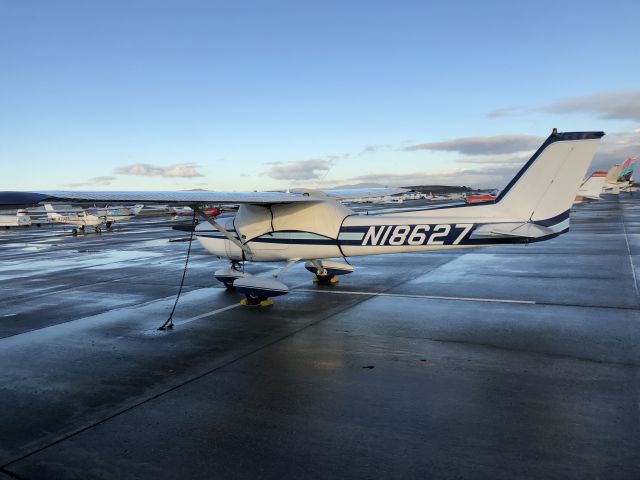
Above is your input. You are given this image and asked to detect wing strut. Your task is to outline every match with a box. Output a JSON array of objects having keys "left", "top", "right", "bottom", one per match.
[{"left": 194, "top": 206, "right": 253, "bottom": 256}]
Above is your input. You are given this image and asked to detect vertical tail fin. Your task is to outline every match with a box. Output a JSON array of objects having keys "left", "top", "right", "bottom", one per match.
[
  {"left": 44, "top": 204, "right": 60, "bottom": 220},
  {"left": 130, "top": 204, "right": 144, "bottom": 215},
  {"left": 618, "top": 157, "right": 637, "bottom": 181},
  {"left": 576, "top": 171, "right": 607, "bottom": 200},
  {"left": 606, "top": 164, "right": 623, "bottom": 182},
  {"left": 495, "top": 131, "right": 604, "bottom": 221}
]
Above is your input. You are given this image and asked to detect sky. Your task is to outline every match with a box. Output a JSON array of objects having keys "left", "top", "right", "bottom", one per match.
[{"left": 1, "top": 0, "right": 639, "bottom": 191}]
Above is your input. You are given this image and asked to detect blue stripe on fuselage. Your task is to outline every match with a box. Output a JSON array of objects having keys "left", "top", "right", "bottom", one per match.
[{"left": 196, "top": 213, "right": 570, "bottom": 248}]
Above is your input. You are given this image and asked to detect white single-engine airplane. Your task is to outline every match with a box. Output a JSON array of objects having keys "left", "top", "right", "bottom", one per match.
[
  {"left": 86, "top": 204, "right": 144, "bottom": 229},
  {"left": 603, "top": 157, "right": 637, "bottom": 193},
  {"left": 0, "top": 209, "right": 31, "bottom": 228},
  {"left": 44, "top": 204, "right": 104, "bottom": 234},
  {"left": 574, "top": 171, "right": 607, "bottom": 203},
  {"left": 1, "top": 130, "right": 604, "bottom": 306}
]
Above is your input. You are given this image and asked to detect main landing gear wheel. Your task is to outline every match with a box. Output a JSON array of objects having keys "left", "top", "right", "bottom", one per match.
[
  {"left": 106, "top": 221, "right": 113, "bottom": 229},
  {"left": 305, "top": 260, "right": 354, "bottom": 286},
  {"left": 313, "top": 273, "right": 339, "bottom": 285},
  {"left": 240, "top": 294, "right": 274, "bottom": 307},
  {"left": 72, "top": 228, "right": 78, "bottom": 236},
  {"left": 95, "top": 226, "right": 102, "bottom": 233}
]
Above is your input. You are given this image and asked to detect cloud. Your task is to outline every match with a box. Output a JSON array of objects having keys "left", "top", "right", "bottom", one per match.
[
  {"left": 402, "top": 134, "right": 543, "bottom": 155},
  {"left": 485, "top": 107, "right": 523, "bottom": 118},
  {"left": 346, "top": 128, "right": 640, "bottom": 189},
  {"left": 544, "top": 90, "right": 640, "bottom": 122},
  {"left": 361, "top": 143, "right": 393, "bottom": 154},
  {"left": 345, "top": 164, "right": 521, "bottom": 190},
  {"left": 265, "top": 158, "right": 335, "bottom": 181},
  {"left": 454, "top": 153, "right": 531, "bottom": 165},
  {"left": 489, "top": 90, "right": 640, "bottom": 122},
  {"left": 265, "top": 154, "right": 349, "bottom": 181},
  {"left": 63, "top": 176, "right": 116, "bottom": 187},
  {"left": 115, "top": 162, "right": 203, "bottom": 177},
  {"left": 588, "top": 129, "right": 640, "bottom": 171}
]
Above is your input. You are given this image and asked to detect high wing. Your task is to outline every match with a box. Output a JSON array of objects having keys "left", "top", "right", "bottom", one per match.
[
  {"left": 0, "top": 190, "right": 319, "bottom": 208},
  {"left": 0, "top": 187, "right": 408, "bottom": 208}
]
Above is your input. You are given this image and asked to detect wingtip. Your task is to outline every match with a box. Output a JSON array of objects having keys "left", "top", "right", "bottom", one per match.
[{"left": 0, "top": 191, "right": 51, "bottom": 207}]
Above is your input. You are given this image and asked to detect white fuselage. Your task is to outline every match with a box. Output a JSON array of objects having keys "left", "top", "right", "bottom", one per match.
[
  {"left": 195, "top": 200, "right": 569, "bottom": 263},
  {"left": 193, "top": 134, "right": 602, "bottom": 265},
  {"left": 87, "top": 205, "right": 143, "bottom": 223},
  {"left": 0, "top": 213, "right": 31, "bottom": 227},
  {"left": 49, "top": 212, "right": 103, "bottom": 227}
]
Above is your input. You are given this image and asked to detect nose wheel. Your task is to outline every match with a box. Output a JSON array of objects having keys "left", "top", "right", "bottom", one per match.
[{"left": 215, "top": 261, "right": 249, "bottom": 289}]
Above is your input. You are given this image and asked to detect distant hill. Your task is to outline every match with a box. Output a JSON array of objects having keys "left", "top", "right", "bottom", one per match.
[
  {"left": 328, "top": 182, "right": 387, "bottom": 189},
  {"left": 329, "top": 183, "right": 477, "bottom": 194},
  {"left": 403, "top": 185, "right": 473, "bottom": 194}
]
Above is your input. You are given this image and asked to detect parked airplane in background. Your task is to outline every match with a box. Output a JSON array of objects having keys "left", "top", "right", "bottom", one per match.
[
  {"left": 574, "top": 171, "right": 608, "bottom": 203},
  {"left": 427, "top": 192, "right": 447, "bottom": 201},
  {"left": 0, "top": 209, "right": 31, "bottom": 228},
  {"left": 171, "top": 206, "right": 222, "bottom": 219},
  {"left": 465, "top": 193, "right": 497, "bottom": 204},
  {"left": 372, "top": 195, "right": 403, "bottom": 204},
  {"left": 617, "top": 157, "right": 636, "bottom": 191},
  {"left": 86, "top": 204, "right": 144, "bottom": 228},
  {"left": 1, "top": 130, "right": 604, "bottom": 306},
  {"left": 603, "top": 157, "right": 636, "bottom": 193},
  {"left": 44, "top": 204, "right": 104, "bottom": 234}
]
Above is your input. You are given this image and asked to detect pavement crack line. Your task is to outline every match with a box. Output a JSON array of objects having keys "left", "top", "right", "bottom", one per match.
[
  {"left": 0, "top": 272, "right": 412, "bottom": 471},
  {"left": 426, "top": 336, "right": 640, "bottom": 368},
  {"left": 290, "top": 288, "right": 640, "bottom": 312},
  {"left": 0, "top": 287, "right": 202, "bottom": 342},
  {"left": 0, "top": 466, "right": 30, "bottom": 480},
  {"left": 621, "top": 212, "right": 640, "bottom": 302},
  {"left": 619, "top": 201, "right": 640, "bottom": 443}
]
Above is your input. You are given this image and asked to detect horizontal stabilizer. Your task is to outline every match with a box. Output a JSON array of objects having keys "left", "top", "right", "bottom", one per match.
[{"left": 471, "top": 222, "right": 556, "bottom": 239}]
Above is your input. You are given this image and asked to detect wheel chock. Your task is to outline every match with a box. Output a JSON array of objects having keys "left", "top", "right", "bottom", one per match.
[
  {"left": 313, "top": 275, "right": 340, "bottom": 285},
  {"left": 240, "top": 298, "right": 274, "bottom": 307}
]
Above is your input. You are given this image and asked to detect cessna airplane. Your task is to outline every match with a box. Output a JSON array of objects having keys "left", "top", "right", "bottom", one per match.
[
  {"left": 617, "top": 157, "right": 637, "bottom": 191},
  {"left": 1, "top": 130, "right": 604, "bottom": 306},
  {"left": 170, "top": 206, "right": 223, "bottom": 220},
  {"left": 44, "top": 204, "right": 104, "bottom": 234},
  {"left": 574, "top": 171, "right": 608, "bottom": 203},
  {"left": 86, "top": 204, "right": 144, "bottom": 228},
  {"left": 0, "top": 209, "right": 31, "bottom": 228},
  {"left": 427, "top": 192, "right": 448, "bottom": 201},
  {"left": 603, "top": 157, "right": 636, "bottom": 193}
]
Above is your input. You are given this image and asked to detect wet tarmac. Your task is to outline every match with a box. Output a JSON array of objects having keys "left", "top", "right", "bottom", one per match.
[{"left": 0, "top": 197, "right": 639, "bottom": 479}]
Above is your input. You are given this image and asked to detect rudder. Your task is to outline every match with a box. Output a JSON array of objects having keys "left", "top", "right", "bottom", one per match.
[{"left": 495, "top": 131, "right": 604, "bottom": 222}]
